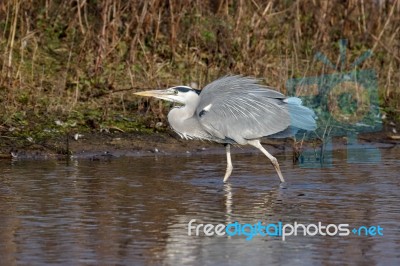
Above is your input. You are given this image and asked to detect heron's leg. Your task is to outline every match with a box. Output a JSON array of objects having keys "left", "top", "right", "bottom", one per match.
[
  {"left": 248, "top": 140, "right": 285, "bottom": 183},
  {"left": 223, "top": 144, "right": 233, "bottom": 182}
]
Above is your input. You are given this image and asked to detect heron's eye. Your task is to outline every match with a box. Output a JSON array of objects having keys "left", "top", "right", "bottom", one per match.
[{"left": 174, "top": 90, "right": 178, "bottom": 95}]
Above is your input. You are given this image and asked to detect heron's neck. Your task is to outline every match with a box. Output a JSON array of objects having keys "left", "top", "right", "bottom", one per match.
[{"left": 167, "top": 96, "right": 205, "bottom": 139}]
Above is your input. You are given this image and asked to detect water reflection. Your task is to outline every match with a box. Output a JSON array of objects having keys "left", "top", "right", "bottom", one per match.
[{"left": 0, "top": 147, "right": 399, "bottom": 265}]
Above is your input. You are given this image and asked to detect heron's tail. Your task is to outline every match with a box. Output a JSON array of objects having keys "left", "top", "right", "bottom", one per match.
[
  {"left": 268, "top": 97, "right": 316, "bottom": 139},
  {"left": 284, "top": 97, "right": 317, "bottom": 131}
]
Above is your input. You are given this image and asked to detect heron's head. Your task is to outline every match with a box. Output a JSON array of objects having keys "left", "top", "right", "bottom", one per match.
[{"left": 134, "top": 86, "right": 201, "bottom": 105}]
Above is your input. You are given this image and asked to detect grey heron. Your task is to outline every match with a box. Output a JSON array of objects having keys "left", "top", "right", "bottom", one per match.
[{"left": 134, "top": 75, "right": 316, "bottom": 183}]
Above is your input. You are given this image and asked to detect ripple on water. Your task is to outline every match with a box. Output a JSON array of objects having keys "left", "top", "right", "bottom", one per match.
[{"left": 0, "top": 148, "right": 398, "bottom": 265}]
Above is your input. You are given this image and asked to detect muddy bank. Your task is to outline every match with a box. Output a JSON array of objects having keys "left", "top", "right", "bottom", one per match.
[{"left": 0, "top": 129, "right": 398, "bottom": 160}]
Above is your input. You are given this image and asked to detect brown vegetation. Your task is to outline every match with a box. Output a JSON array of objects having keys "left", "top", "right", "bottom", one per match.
[{"left": 0, "top": 0, "right": 399, "bottom": 143}]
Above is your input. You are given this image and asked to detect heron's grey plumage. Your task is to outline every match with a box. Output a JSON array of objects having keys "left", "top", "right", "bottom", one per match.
[
  {"left": 196, "top": 75, "right": 316, "bottom": 144},
  {"left": 134, "top": 75, "right": 317, "bottom": 183}
]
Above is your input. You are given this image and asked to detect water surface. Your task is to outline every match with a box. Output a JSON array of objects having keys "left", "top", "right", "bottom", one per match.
[{"left": 0, "top": 147, "right": 399, "bottom": 265}]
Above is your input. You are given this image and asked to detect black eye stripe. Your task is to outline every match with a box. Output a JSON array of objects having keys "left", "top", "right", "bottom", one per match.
[
  {"left": 174, "top": 86, "right": 201, "bottom": 95},
  {"left": 174, "top": 86, "right": 192, "bottom": 92}
]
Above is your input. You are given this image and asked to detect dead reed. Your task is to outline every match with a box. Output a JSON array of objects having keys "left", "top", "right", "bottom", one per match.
[{"left": 0, "top": 0, "right": 399, "bottom": 137}]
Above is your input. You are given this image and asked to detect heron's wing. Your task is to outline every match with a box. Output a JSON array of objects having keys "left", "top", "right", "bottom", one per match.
[{"left": 196, "top": 76, "right": 291, "bottom": 144}]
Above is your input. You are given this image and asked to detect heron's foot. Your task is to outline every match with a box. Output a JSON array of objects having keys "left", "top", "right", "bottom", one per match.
[
  {"left": 275, "top": 168, "right": 285, "bottom": 183},
  {"left": 270, "top": 157, "right": 285, "bottom": 183},
  {"left": 279, "top": 182, "right": 288, "bottom": 189},
  {"left": 223, "top": 166, "right": 233, "bottom": 183},
  {"left": 247, "top": 139, "right": 285, "bottom": 183}
]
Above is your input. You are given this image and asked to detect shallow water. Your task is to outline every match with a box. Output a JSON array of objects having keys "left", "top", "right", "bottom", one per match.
[{"left": 0, "top": 147, "right": 399, "bottom": 265}]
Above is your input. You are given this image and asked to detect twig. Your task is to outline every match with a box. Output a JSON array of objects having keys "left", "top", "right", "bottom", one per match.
[
  {"left": 369, "top": 33, "right": 400, "bottom": 63},
  {"left": 7, "top": 0, "right": 20, "bottom": 77},
  {"left": 371, "top": 0, "right": 399, "bottom": 53},
  {"left": 77, "top": 0, "right": 86, "bottom": 34}
]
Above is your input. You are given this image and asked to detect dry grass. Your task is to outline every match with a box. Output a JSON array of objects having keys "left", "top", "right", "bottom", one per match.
[{"left": 0, "top": 0, "right": 399, "bottom": 137}]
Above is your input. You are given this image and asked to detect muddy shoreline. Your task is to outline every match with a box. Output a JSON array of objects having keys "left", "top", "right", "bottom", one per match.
[{"left": 0, "top": 129, "right": 398, "bottom": 160}]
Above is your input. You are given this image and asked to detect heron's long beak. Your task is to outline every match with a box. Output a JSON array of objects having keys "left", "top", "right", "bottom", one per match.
[{"left": 134, "top": 89, "right": 176, "bottom": 102}]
